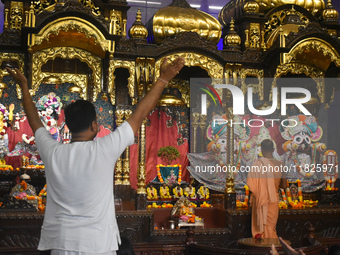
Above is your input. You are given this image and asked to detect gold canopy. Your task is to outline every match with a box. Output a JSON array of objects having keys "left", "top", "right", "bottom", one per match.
[
  {"left": 252, "top": 0, "right": 325, "bottom": 16},
  {"left": 152, "top": 1, "right": 221, "bottom": 45}
]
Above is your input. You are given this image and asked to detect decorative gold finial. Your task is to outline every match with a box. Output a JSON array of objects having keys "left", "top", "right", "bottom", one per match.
[
  {"left": 244, "top": 0, "right": 260, "bottom": 14},
  {"left": 323, "top": 0, "right": 339, "bottom": 22},
  {"left": 224, "top": 18, "right": 241, "bottom": 48},
  {"left": 129, "top": 8, "right": 148, "bottom": 39}
]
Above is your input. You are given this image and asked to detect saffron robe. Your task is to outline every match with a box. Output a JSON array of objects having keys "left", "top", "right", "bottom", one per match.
[{"left": 247, "top": 158, "right": 282, "bottom": 238}]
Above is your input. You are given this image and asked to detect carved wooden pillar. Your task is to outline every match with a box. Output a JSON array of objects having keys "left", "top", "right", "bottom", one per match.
[
  {"left": 136, "top": 118, "right": 147, "bottom": 210},
  {"left": 122, "top": 109, "right": 132, "bottom": 185},
  {"left": 114, "top": 109, "right": 125, "bottom": 185},
  {"left": 191, "top": 113, "right": 199, "bottom": 153}
]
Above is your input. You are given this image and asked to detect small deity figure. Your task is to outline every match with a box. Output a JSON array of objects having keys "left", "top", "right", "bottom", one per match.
[
  {"left": 10, "top": 173, "right": 36, "bottom": 198},
  {"left": 12, "top": 113, "right": 21, "bottom": 131},
  {"left": 184, "top": 184, "right": 196, "bottom": 199},
  {"left": 147, "top": 185, "right": 158, "bottom": 200},
  {"left": 197, "top": 185, "right": 209, "bottom": 199},
  {"left": 7, "top": 134, "right": 43, "bottom": 165},
  {"left": 0, "top": 103, "right": 14, "bottom": 165},
  {"left": 172, "top": 185, "right": 183, "bottom": 199},
  {"left": 36, "top": 92, "right": 63, "bottom": 142},
  {"left": 160, "top": 184, "right": 171, "bottom": 199},
  {"left": 171, "top": 197, "right": 194, "bottom": 218}
]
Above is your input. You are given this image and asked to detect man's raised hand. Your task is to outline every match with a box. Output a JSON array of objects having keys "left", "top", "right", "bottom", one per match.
[
  {"left": 159, "top": 57, "right": 185, "bottom": 83},
  {"left": 6, "top": 68, "right": 28, "bottom": 89}
]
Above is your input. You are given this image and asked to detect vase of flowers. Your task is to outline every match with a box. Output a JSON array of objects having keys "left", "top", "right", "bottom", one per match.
[{"left": 156, "top": 146, "right": 182, "bottom": 185}]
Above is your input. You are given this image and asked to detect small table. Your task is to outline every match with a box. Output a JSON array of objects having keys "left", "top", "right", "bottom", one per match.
[{"left": 178, "top": 220, "right": 204, "bottom": 229}]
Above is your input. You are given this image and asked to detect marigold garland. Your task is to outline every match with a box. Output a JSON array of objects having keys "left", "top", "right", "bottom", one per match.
[
  {"left": 279, "top": 188, "right": 288, "bottom": 209},
  {"left": 323, "top": 150, "right": 339, "bottom": 191},
  {"left": 293, "top": 146, "right": 317, "bottom": 177},
  {"left": 236, "top": 185, "right": 249, "bottom": 209}
]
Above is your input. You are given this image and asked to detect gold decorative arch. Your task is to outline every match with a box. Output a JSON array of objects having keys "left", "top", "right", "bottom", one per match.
[
  {"left": 31, "top": 47, "right": 102, "bottom": 101},
  {"left": 0, "top": 53, "right": 24, "bottom": 99},
  {"left": 273, "top": 62, "right": 325, "bottom": 103},
  {"left": 108, "top": 59, "right": 136, "bottom": 105},
  {"left": 31, "top": 17, "right": 109, "bottom": 57},
  {"left": 154, "top": 53, "right": 223, "bottom": 80},
  {"left": 239, "top": 68, "right": 264, "bottom": 101},
  {"left": 154, "top": 53, "right": 223, "bottom": 106},
  {"left": 284, "top": 37, "right": 340, "bottom": 68}
]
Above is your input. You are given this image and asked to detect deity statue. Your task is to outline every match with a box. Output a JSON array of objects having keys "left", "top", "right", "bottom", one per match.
[
  {"left": 10, "top": 173, "right": 36, "bottom": 198},
  {"left": 160, "top": 184, "right": 171, "bottom": 199},
  {"left": 280, "top": 115, "right": 326, "bottom": 192},
  {"left": 171, "top": 197, "right": 194, "bottom": 218},
  {"left": 0, "top": 103, "right": 14, "bottom": 165},
  {"left": 172, "top": 185, "right": 183, "bottom": 199},
  {"left": 7, "top": 134, "right": 43, "bottom": 165},
  {"left": 147, "top": 185, "right": 158, "bottom": 200},
  {"left": 184, "top": 184, "right": 196, "bottom": 199},
  {"left": 197, "top": 185, "right": 210, "bottom": 199},
  {"left": 36, "top": 92, "right": 63, "bottom": 142}
]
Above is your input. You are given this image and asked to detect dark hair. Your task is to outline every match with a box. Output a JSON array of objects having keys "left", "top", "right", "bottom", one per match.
[
  {"left": 261, "top": 139, "right": 274, "bottom": 152},
  {"left": 117, "top": 236, "right": 135, "bottom": 255},
  {"left": 64, "top": 100, "right": 96, "bottom": 134}
]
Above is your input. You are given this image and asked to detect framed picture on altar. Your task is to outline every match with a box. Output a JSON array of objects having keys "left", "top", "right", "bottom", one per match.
[{"left": 288, "top": 181, "right": 300, "bottom": 202}]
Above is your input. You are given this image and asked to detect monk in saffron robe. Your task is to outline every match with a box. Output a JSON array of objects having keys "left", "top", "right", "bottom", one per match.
[{"left": 247, "top": 139, "right": 287, "bottom": 239}]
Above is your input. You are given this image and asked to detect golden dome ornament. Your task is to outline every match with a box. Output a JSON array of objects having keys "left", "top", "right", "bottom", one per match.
[
  {"left": 224, "top": 18, "right": 241, "bottom": 49},
  {"left": 150, "top": 0, "right": 221, "bottom": 45},
  {"left": 158, "top": 88, "right": 185, "bottom": 106},
  {"left": 323, "top": 0, "right": 339, "bottom": 22},
  {"left": 244, "top": 0, "right": 260, "bottom": 14},
  {"left": 129, "top": 8, "right": 148, "bottom": 39}
]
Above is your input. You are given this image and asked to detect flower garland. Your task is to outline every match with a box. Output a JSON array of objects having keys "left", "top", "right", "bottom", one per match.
[
  {"left": 323, "top": 150, "right": 339, "bottom": 191},
  {"left": 236, "top": 185, "right": 249, "bottom": 209},
  {"left": 156, "top": 164, "right": 164, "bottom": 183},
  {"left": 279, "top": 188, "right": 288, "bottom": 209},
  {"left": 0, "top": 165, "right": 13, "bottom": 170},
  {"left": 38, "top": 184, "right": 47, "bottom": 211},
  {"left": 293, "top": 146, "right": 317, "bottom": 177},
  {"left": 234, "top": 142, "right": 242, "bottom": 170},
  {"left": 22, "top": 134, "right": 35, "bottom": 145},
  {"left": 177, "top": 164, "right": 182, "bottom": 184}
]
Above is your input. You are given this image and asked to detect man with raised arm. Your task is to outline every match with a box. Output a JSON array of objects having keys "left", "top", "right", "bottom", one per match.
[{"left": 7, "top": 56, "right": 185, "bottom": 255}]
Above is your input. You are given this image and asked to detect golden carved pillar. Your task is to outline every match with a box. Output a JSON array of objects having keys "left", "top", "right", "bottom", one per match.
[
  {"left": 191, "top": 113, "right": 200, "bottom": 153},
  {"left": 114, "top": 109, "right": 125, "bottom": 185},
  {"left": 4, "top": 9, "right": 9, "bottom": 28},
  {"left": 225, "top": 100, "right": 236, "bottom": 209},
  {"left": 199, "top": 114, "right": 207, "bottom": 152},
  {"left": 137, "top": 118, "right": 147, "bottom": 195},
  {"left": 122, "top": 109, "right": 132, "bottom": 185}
]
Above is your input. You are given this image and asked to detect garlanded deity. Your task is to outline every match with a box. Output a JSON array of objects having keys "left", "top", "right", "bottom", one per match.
[
  {"left": 280, "top": 115, "right": 326, "bottom": 192},
  {"left": 160, "top": 184, "right": 171, "bottom": 199},
  {"left": 197, "top": 185, "right": 209, "bottom": 199},
  {"left": 147, "top": 185, "right": 158, "bottom": 200},
  {"left": 36, "top": 92, "right": 63, "bottom": 142},
  {"left": 172, "top": 185, "right": 183, "bottom": 199},
  {"left": 0, "top": 103, "right": 14, "bottom": 165},
  {"left": 184, "top": 184, "right": 196, "bottom": 199}
]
